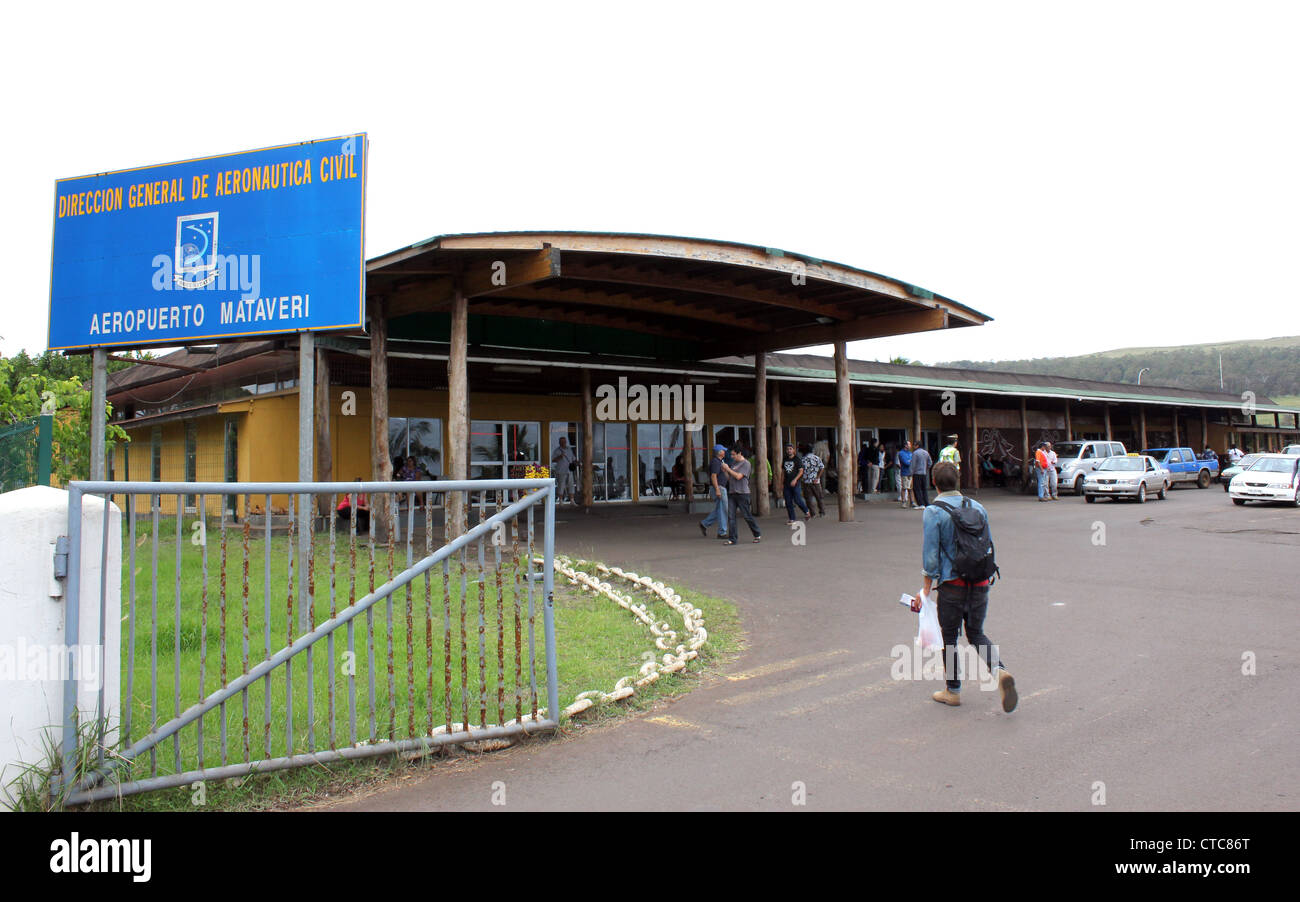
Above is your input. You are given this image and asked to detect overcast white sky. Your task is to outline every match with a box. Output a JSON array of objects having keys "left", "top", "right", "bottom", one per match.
[{"left": 4, "top": 1, "right": 1297, "bottom": 365}]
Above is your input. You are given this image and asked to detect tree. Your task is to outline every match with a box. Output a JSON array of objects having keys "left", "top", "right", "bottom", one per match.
[{"left": 0, "top": 355, "right": 129, "bottom": 485}]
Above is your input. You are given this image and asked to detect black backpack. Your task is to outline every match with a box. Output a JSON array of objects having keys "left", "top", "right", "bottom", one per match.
[{"left": 932, "top": 498, "right": 1000, "bottom": 583}]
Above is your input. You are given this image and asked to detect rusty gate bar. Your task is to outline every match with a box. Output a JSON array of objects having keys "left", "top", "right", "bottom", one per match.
[{"left": 59, "top": 479, "right": 557, "bottom": 805}]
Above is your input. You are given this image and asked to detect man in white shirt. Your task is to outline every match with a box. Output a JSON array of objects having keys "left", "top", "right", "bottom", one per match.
[
  {"left": 1045, "top": 442, "right": 1059, "bottom": 500},
  {"left": 551, "top": 436, "right": 576, "bottom": 503}
]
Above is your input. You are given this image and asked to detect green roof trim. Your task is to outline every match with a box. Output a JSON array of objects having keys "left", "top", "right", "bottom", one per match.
[{"left": 763, "top": 363, "right": 1299, "bottom": 413}]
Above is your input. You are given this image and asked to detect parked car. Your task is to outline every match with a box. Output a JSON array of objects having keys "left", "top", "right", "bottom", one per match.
[
  {"left": 1140, "top": 446, "right": 1217, "bottom": 489},
  {"left": 1054, "top": 440, "right": 1127, "bottom": 494},
  {"left": 1283, "top": 444, "right": 1300, "bottom": 456},
  {"left": 1082, "top": 455, "right": 1171, "bottom": 503},
  {"left": 1228, "top": 454, "right": 1300, "bottom": 507},
  {"left": 1219, "top": 453, "right": 1262, "bottom": 491}
]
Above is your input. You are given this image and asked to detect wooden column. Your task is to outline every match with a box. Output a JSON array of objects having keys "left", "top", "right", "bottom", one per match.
[
  {"left": 912, "top": 389, "right": 922, "bottom": 449},
  {"left": 1139, "top": 406, "right": 1148, "bottom": 451},
  {"left": 1172, "top": 407, "right": 1180, "bottom": 447},
  {"left": 446, "top": 280, "right": 468, "bottom": 538},
  {"left": 369, "top": 298, "right": 390, "bottom": 532},
  {"left": 682, "top": 384, "right": 694, "bottom": 512},
  {"left": 1064, "top": 400, "right": 1073, "bottom": 441},
  {"left": 314, "top": 346, "right": 333, "bottom": 515},
  {"left": 769, "top": 381, "right": 783, "bottom": 500},
  {"left": 581, "top": 368, "right": 594, "bottom": 511},
  {"left": 1020, "top": 398, "right": 1029, "bottom": 489},
  {"left": 754, "top": 352, "right": 769, "bottom": 516},
  {"left": 1201, "top": 409, "right": 1208, "bottom": 450},
  {"left": 970, "top": 401, "right": 980, "bottom": 490},
  {"left": 849, "top": 392, "right": 857, "bottom": 495},
  {"left": 1104, "top": 404, "right": 1112, "bottom": 441},
  {"left": 834, "top": 341, "right": 855, "bottom": 521}
]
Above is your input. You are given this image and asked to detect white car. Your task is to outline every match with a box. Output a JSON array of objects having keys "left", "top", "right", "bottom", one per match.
[
  {"left": 1229, "top": 454, "right": 1300, "bottom": 507},
  {"left": 1082, "top": 455, "right": 1171, "bottom": 503}
]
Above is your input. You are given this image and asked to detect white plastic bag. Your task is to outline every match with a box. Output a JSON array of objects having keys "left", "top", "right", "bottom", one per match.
[{"left": 915, "top": 591, "right": 943, "bottom": 652}]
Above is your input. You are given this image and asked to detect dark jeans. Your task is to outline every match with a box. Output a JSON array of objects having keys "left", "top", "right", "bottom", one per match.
[
  {"left": 804, "top": 481, "right": 825, "bottom": 515},
  {"left": 937, "top": 581, "right": 1002, "bottom": 691},
  {"left": 913, "top": 473, "right": 929, "bottom": 507},
  {"left": 783, "top": 484, "right": 809, "bottom": 520},
  {"left": 727, "top": 492, "right": 761, "bottom": 541},
  {"left": 339, "top": 507, "right": 370, "bottom": 532}
]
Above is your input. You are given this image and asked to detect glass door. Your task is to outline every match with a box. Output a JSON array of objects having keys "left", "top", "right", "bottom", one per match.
[{"left": 595, "top": 422, "right": 631, "bottom": 501}]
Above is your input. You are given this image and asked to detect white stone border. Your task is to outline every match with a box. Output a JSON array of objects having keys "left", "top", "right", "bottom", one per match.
[
  {"left": 551, "top": 556, "right": 708, "bottom": 718},
  {"left": 403, "top": 555, "right": 709, "bottom": 754}
]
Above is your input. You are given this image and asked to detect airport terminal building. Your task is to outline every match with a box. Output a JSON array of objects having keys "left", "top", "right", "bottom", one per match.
[{"left": 100, "top": 232, "right": 1300, "bottom": 515}]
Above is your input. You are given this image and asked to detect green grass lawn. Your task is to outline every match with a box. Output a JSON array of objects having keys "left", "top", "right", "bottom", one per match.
[{"left": 50, "top": 515, "right": 740, "bottom": 811}]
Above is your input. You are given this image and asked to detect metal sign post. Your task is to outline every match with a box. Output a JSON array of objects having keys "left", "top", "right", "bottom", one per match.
[
  {"left": 297, "top": 332, "right": 314, "bottom": 633},
  {"left": 90, "top": 348, "right": 107, "bottom": 480}
]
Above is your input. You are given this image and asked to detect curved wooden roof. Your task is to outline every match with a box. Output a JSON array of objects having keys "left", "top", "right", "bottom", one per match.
[{"left": 365, "top": 231, "right": 990, "bottom": 359}]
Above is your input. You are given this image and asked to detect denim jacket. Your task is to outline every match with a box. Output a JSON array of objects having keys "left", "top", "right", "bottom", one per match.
[{"left": 922, "top": 490, "right": 988, "bottom": 583}]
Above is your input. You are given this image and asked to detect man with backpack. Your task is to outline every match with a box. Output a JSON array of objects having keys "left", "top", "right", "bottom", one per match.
[{"left": 913, "top": 460, "right": 1017, "bottom": 713}]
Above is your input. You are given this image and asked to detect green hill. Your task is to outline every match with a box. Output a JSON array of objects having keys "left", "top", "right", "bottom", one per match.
[{"left": 939, "top": 336, "right": 1300, "bottom": 401}]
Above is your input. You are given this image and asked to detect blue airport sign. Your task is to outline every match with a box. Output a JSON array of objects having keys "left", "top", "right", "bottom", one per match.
[{"left": 49, "top": 134, "right": 367, "bottom": 350}]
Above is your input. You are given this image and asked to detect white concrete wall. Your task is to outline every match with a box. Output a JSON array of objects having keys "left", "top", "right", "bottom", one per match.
[{"left": 0, "top": 486, "right": 121, "bottom": 809}]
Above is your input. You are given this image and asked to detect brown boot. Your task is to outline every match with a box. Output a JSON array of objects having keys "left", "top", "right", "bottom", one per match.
[
  {"left": 932, "top": 688, "right": 961, "bottom": 706},
  {"left": 997, "top": 668, "right": 1018, "bottom": 713}
]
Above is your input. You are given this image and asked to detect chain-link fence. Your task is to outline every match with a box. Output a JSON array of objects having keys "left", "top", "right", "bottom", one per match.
[{"left": 0, "top": 415, "right": 51, "bottom": 493}]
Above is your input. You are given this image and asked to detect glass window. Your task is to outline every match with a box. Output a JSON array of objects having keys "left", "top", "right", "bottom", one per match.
[
  {"left": 596, "top": 422, "right": 631, "bottom": 501},
  {"left": 407, "top": 418, "right": 443, "bottom": 477},
  {"left": 505, "top": 422, "right": 539, "bottom": 478},
  {"left": 184, "top": 421, "right": 198, "bottom": 509},
  {"left": 468, "top": 421, "right": 537, "bottom": 481},
  {"left": 150, "top": 427, "right": 162, "bottom": 482},
  {"left": 637, "top": 424, "right": 663, "bottom": 498},
  {"left": 470, "top": 420, "right": 504, "bottom": 481},
  {"left": 713, "top": 425, "right": 754, "bottom": 455},
  {"left": 224, "top": 419, "right": 239, "bottom": 514}
]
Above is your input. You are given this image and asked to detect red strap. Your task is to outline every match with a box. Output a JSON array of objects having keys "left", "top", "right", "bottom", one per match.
[{"left": 946, "top": 578, "right": 990, "bottom": 588}]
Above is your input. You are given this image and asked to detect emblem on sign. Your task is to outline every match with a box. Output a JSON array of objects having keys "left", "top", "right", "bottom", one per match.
[{"left": 174, "top": 212, "right": 219, "bottom": 288}]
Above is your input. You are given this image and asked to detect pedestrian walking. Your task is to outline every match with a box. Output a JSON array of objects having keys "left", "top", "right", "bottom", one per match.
[
  {"left": 800, "top": 442, "right": 826, "bottom": 517},
  {"left": 898, "top": 439, "right": 915, "bottom": 508},
  {"left": 910, "top": 442, "right": 932, "bottom": 509},
  {"left": 720, "top": 448, "right": 762, "bottom": 544},
  {"left": 781, "top": 443, "right": 812, "bottom": 523},
  {"left": 698, "top": 444, "right": 730, "bottom": 540},
  {"left": 914, "top": 461, "right": 1017, "bottom": 712}
]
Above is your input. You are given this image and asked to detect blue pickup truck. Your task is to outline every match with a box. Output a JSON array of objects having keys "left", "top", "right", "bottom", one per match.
[{"left": 1140, "top": 447, "right": 1218, "bottom": 489}]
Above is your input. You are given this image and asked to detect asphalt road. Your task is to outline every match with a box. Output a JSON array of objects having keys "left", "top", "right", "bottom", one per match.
[{"left": 325, "top": 484, "right": 1297, "bottom": 811}]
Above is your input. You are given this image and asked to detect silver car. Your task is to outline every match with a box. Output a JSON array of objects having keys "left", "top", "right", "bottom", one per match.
[
  {"left": 1055, "top": 440, "right": 1128, "bottom": 494},
  {"left": 1082, "top": 455, "right": 1171, "bottom": 503}
]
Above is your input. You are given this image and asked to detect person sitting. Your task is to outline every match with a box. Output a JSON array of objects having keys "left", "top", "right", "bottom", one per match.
[
  {"left": 670, "top": 456, "right": 687, "bottom": 500},
  {"left": 336, "top": 479, "right": 371, "bottom": 533},
  {"left": 395, "top": 456, "right": 420, "bottom": 481}
]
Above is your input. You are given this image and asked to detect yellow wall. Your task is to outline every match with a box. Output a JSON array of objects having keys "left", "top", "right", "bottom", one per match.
[{"left": 108, "top": 384, "right": 1274, "bottom": 508}]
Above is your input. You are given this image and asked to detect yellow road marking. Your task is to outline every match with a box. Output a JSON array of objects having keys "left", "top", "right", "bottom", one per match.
[
  {"left": 777, "top": 675, "right": 907, "bottom": 718},
  {"left": 725, "top": 648, "right": 852, "bottom": 682},
  {"left": 645, "top": 715, "right": 706, "bottom": 731},
  {"left": 720, "top": 656, "right": 890, "bottom": 707}
]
